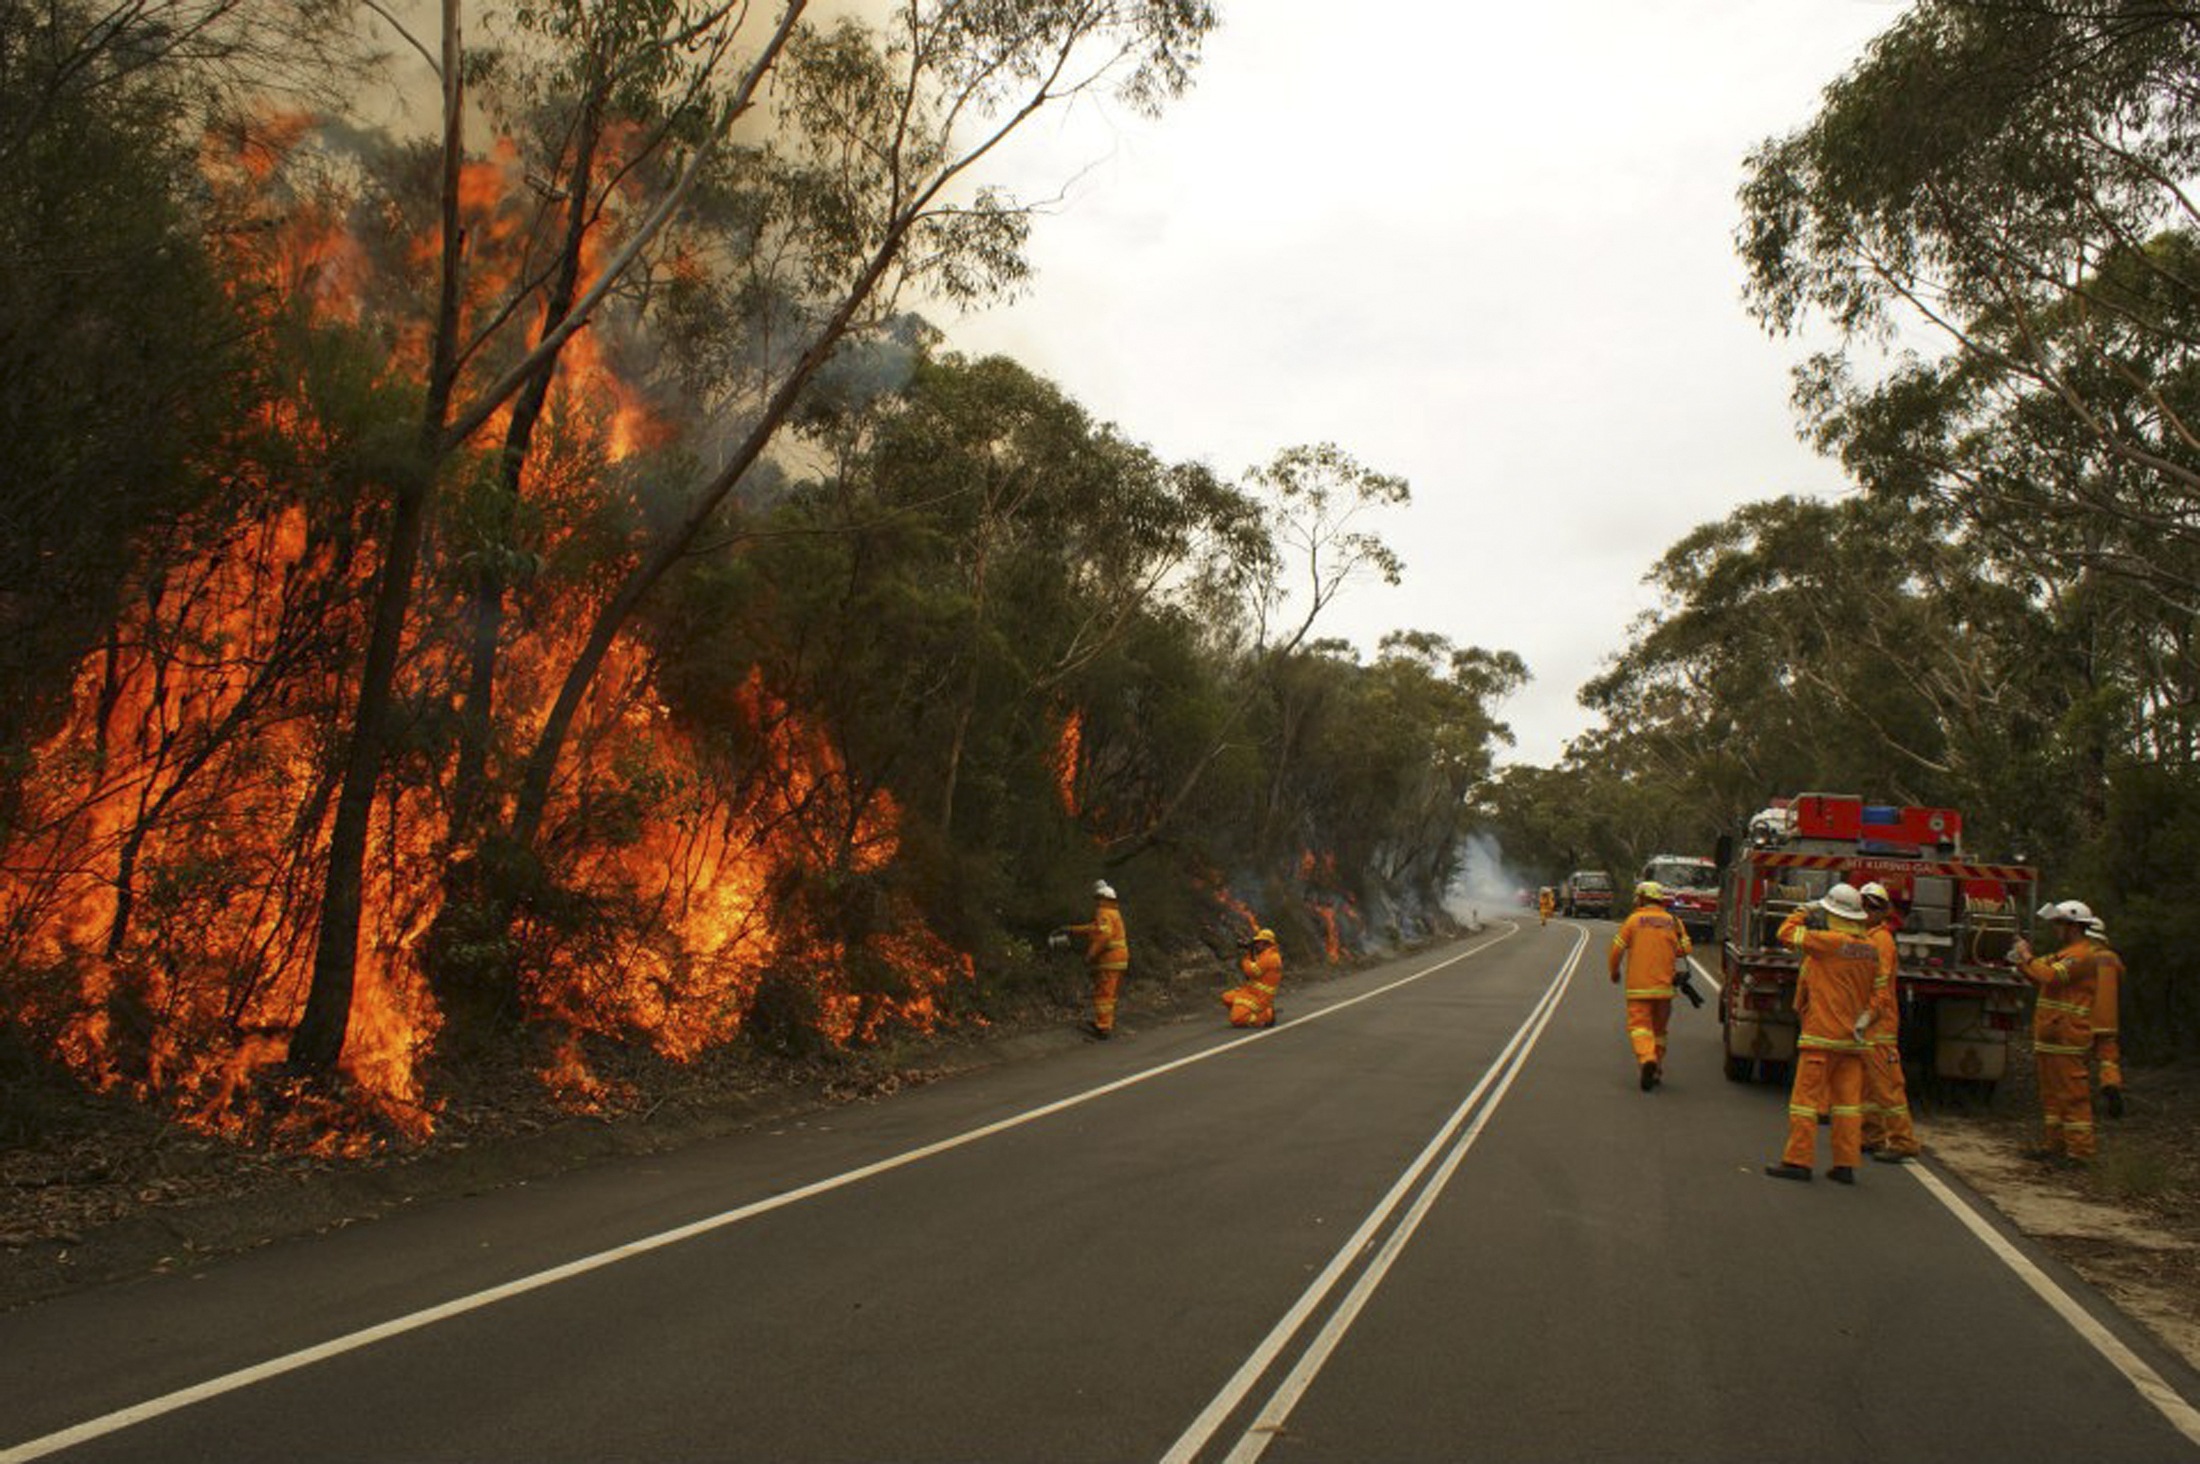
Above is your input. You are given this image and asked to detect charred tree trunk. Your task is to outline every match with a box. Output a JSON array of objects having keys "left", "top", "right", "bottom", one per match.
[
  {"left": 451, "top": 73, "right": 609, "bottom": 838},
  {"left": 289, "top": 0, "right": 467, "bottom": 1075}
]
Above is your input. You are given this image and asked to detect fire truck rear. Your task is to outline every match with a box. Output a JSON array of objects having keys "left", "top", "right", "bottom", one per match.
[{"left": 1716, "top": 793, "right": 2034, "bottom": 1090}]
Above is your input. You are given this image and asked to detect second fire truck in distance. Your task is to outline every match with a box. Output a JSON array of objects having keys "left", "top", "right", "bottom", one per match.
[
  {"left": 1638, "top": 853, "right": 1719, "bottom": 940},
  {"left": 1715, "top": 793, "right": 2035, "bottom": 1092}
]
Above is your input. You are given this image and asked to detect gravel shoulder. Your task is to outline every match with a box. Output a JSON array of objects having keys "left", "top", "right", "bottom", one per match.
[{"left": 1922, "top": 1054, "right": 2200, "bottom": 1376}]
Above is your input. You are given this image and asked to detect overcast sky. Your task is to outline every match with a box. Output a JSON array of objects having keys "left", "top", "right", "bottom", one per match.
[{"left": 950, "top": 1, "right": 1906, "bottom": 765}]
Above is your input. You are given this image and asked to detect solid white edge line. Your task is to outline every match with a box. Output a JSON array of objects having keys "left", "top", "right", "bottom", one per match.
[
  {"left": 1157, "top": 928, "right": 1586, "bottom": 1464},
  {"left": 0, "top": 928, "right": 1520, "bottom": 1464},
  {"left": 1905, "top": 1162, "right": 2200, "bottom": 1450},
  {"left": 1219, "top": 934, "right": 1582, "bottom": 1464},
  {"left": 1687, "top": 954, "right": 1722, "bottom": 994}
]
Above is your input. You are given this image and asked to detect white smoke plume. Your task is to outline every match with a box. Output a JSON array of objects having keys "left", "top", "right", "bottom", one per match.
[{"left": 1447, "top": 831, "right": 1531, "bottom": 926}]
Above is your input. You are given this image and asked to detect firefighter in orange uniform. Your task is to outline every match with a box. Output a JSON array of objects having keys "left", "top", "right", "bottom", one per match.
[
  {"left": 2011, "top": 900, "right": 2100, "bottom": 1163},
  {"left": 1221, "top": 927, "right": 1283, "bottom": 1028},
  {"left": 1857, "top": 882, "right": 1921, "bottom": 1163},
  {"left": 1537, "top": 887, "right": 1555, "bottom": 927},
  {"left": 1609, "top": 881, "right": 1691, "bottom": 1091},
  {"left": 1765, "top": 883, "right": 1884, "bottom": 1185},
  {"left": 2088, "top": 915, "right": 2125, "bottom": 1119},
  {"left": 1061, "top": 880, "right": 1130, "bottom": 1039}
]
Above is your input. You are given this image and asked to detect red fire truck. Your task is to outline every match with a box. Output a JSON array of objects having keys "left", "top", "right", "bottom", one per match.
[{"left": 1715, "top": 793, "right": 2035, "bottom": 1091}]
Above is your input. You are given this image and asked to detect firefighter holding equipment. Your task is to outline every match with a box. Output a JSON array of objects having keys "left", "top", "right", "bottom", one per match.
[
  {"left": 1857, "top": 882, "right": 1921, "bottom": 1163},
  {"left": 1765, "top": 882, "right": 1884, "bottom": 1185},
  {"left": 1058, "top": 880, "right": 1130, "bottom": 1039},
  {"left": 1221, "top": 928, "right": 1283, "bottom": 1028},
  {"left": 1609, "top": 881, "right": 1692, "bottom": 1091},
  {"left": 1537, "top": 887, "right": 1555, "bottom": 927},
  {"left": 2011, "top": 901, "right": 2102, "bottom": 1162},
  {"left": 2088, "top": 915, "right": 2125, "bottom": 1119}
]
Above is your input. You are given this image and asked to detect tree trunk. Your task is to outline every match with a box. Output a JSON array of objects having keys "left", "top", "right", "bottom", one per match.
[
  {"left": 452, "top": 73, "right": 609, "bottom": 837},
  {"left": 289, "top": 0, "right": 467, "bottom": 1074}
]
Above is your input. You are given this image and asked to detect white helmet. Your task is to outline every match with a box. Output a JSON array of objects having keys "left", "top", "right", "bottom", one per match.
[
  {"left": 1093, "top": 880, "right": 1117, "bottom": 900},
  {"left": 1819, "top": 883, "right": 1868, "bottom": 922},
  {"left": 1636, "top": 880, "right": 1665, "bottom": 902},
  {"left": 2087, "top": 916, "right": 2107, "bottom": 939},
  {"left": 2042, "top": 899, "right": 2093, "bottom": 927},
  {"left": 1858, "top": 881, "right": 1891, "bottom": 910}
]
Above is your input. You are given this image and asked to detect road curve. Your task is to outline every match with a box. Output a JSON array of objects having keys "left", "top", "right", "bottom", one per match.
[{"left": 2, "top": 920, "right": 2195, "bottom": 1462}]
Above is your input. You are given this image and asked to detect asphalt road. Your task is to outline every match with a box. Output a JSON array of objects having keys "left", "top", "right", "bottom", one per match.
[{"left": 4, "top": 919, "right": 2198, "bottom": 1462}]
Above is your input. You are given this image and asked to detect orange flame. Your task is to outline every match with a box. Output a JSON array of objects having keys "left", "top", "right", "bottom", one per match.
[{"left": 1051, "top": 707, "right": 1083, "bottom": 817}]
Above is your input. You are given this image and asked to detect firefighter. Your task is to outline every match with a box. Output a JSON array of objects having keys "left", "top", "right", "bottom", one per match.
[
  {"left": 1059, "top": 880, "right": 1130, "bottom": 1039},
  {"left": 2010, "top": 900, "right": 2101, "bottom": 1164},
  {"left": 1609, "top": 880, "right": 1692, "bottom": 1091},
  {"left": 1765, "top": 882, "right": 1883, "bottom": 1185},
  {"left": 1537, "top": 887, "right": 1555, "bottom": 926},
  {"left": 2088, "top": 915, "right": 2125, "bottom": 1119},
  {"left": 1221, "top": 927, "right": 1283, "bottom": 1028},
  {"left": 1857, "top": 882, "right": 1920, "bottom": 1163}
]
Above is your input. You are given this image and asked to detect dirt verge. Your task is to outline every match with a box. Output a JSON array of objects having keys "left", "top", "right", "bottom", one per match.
[{"left": 1922, "top": 1054, "right": 2200, "bottom": 1377}]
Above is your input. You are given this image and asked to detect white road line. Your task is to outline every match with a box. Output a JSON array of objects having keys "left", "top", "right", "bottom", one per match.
[
  {"left": 0, "top": 929, "right": 1519, "bottom": 1464},
  {"left": 1907, "top": 1162, "right": 2200, "bottom": 1449},
  {"left": 1159, "top": 929, "right": 1585, "bottom": 1464},
  {"left": 1216, "top": 935, "right": 1582, "bottom": 1464},
  {"left": 1687, "top": 954, "right": 1722, "bottom": 993}
]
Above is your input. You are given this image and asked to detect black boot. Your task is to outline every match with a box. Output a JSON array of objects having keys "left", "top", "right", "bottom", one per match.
[
  {"left": 1640, "top": 1060, "right": 1659, "bottom": 1092},
  {"left": 1764, "top": 1163, "right": 1813, "bottom": 1182},
  {"left": 2104, "top": 1086, "right": 2125, "bottom": 1119},
  {"left": 1828, "top": 1166, "right": 1857, "bottom": 1186}
]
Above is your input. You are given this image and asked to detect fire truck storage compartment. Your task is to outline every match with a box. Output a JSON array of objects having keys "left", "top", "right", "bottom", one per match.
[
  {"left": 1792, "top": 793, "right": 1864, "bottom": 841},
  {"left": 1729, "top": 1008, "right": 1798, "bottom": 1064},
  {"left": 1931, "top": 997, "right": 2008, "bottom": 1082}
]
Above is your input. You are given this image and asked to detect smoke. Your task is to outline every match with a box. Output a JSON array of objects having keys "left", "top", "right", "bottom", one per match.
[{"left": 1447, "top": 830, "right": 1530, "bottom": 924}]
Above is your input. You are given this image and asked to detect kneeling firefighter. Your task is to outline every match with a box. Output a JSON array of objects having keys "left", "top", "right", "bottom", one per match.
[{"left": 1222, "top": 928, "right": 1283, "bottom": 1028}]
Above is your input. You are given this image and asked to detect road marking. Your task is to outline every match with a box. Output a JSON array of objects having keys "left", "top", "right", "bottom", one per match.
[
  {"left": 0, "top": 929, "right": 1519, "bottom": 1464},
  {"left": 1907, "top": 1162, "right": 2200, "bottom": 1449},
  {"left": 1161, "top": 929, "right": 1584, "bottom": 1464},
  {"left": 1687, "top": 954, "right": 1721, "bottom": 993}
]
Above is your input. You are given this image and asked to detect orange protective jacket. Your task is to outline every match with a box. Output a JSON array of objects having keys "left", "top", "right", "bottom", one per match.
[
  {"left": 2020, "top": 939, "right": 2097, "bottom": 1057},
  {"left": 1609, "top": 906, "right": 1691, "bottom": 998},
  {"left": 1778, "top": 909, "right": 1883, "bottom": 1052},
  {"left": 2090, "top": 941, "right": 2122, "bottom": 1044},
  {"left": 1538, "top": 890, "right": 1555, "bottom": 917},
  {"left": 1864, "top": 924, "right": 1901, "bottom": 1045},
  {"left": 1238, "top": 945, "right": 1282, "bottom": 992},
  {"left": 1067, "top": 900, "right": 1129, "bottom": 972}
]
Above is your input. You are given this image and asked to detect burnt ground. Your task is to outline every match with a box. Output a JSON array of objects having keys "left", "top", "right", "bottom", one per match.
[
  {"left": 1920, "top": 1049, "right": 2200, "bottom": 1375},
  {"left": 0, "top": 944, "right": 1312, "bottom": 1312}
]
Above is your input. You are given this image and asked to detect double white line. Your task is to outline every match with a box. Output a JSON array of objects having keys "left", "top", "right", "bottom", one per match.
[{"left": 1162, "top": 927, "right": 1588, "bottom": 1464}]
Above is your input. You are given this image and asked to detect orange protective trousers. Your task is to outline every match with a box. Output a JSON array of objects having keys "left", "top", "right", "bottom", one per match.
[
  {"left": 1861, "top": 1044, "right": 1920, "bottom": 1157},
  {"left": 2037, "top": 1052, "right": 2096, "bottom": 1158},
  {"left": 1625, "top": 998, "right": 1670, "bottom": 1066},
  {"left": 1090, "top": 968, "right": 1122, "bottom": 1033},
  {"left": 1222, "top": 980, "right": 1277, "bottom": 1028},
  {"left": 1783, "top": 1050, "right": 1865, "bottom": 1171}
]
